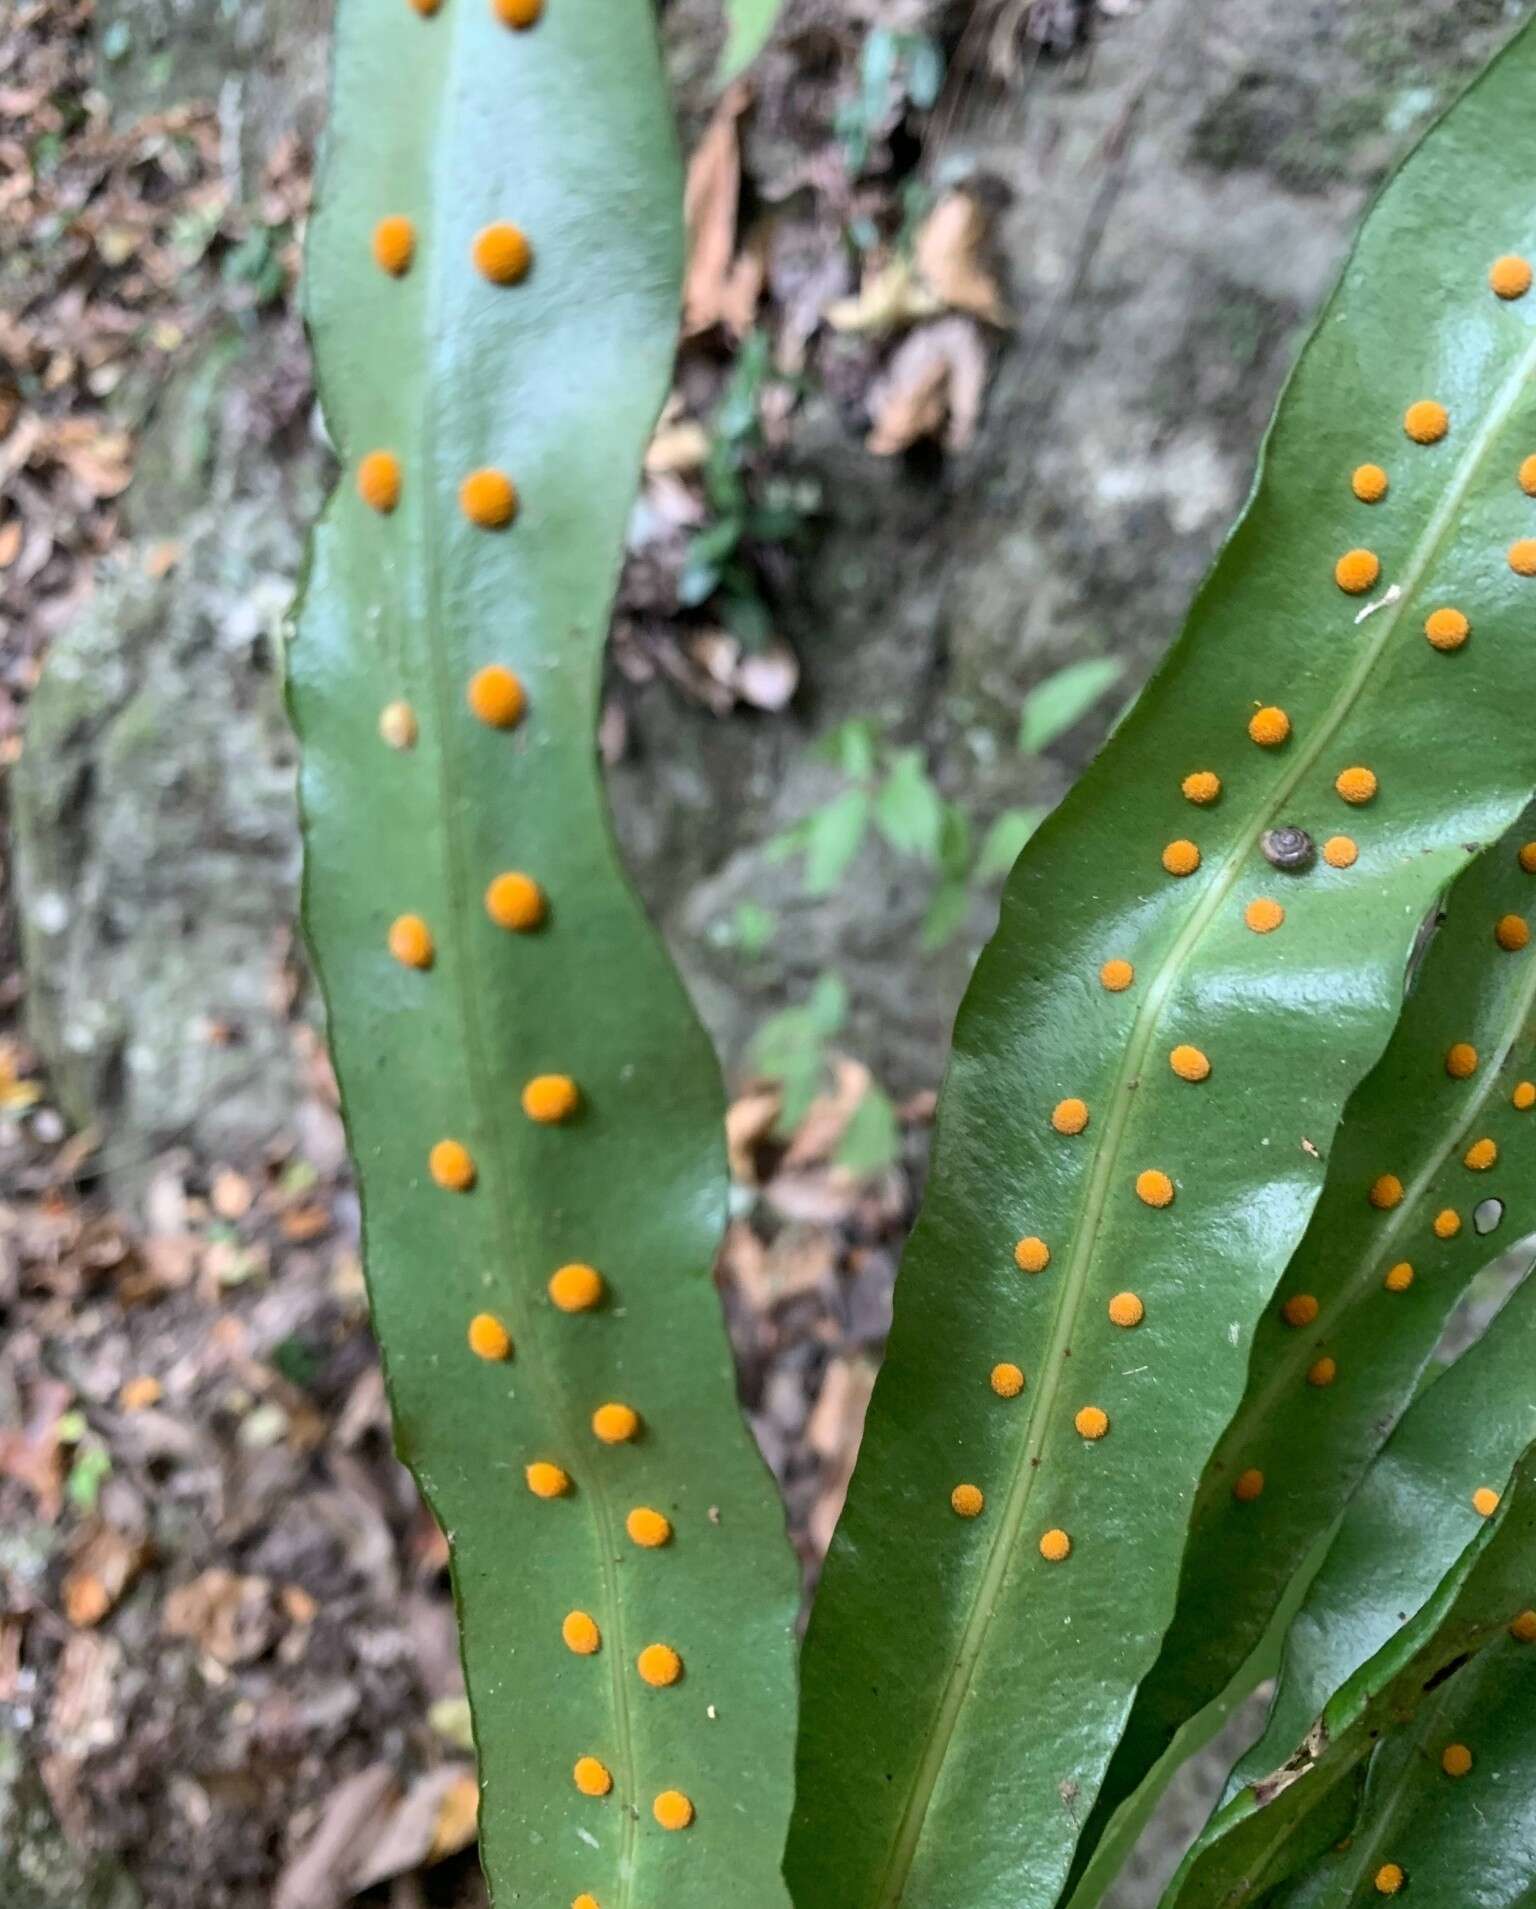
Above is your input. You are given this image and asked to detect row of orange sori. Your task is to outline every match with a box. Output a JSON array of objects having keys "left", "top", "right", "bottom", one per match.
[
  {"left": 948, "top": 255, "right": 1536, "bottom": 1568},
  {"left": 1256, "top": 836, "right": 1536, "bottom": 1495},
  {"left": 362, "top": 1, "right": 694, "bottom": 1878}
]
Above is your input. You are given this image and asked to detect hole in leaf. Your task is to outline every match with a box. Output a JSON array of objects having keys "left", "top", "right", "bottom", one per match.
[
  {"left": 1474, "top": 1198, "right": 1505, "bottom": 1236},
  {"left": 1423, "top": 1649, "right": 1474, "bottom": 1694}
]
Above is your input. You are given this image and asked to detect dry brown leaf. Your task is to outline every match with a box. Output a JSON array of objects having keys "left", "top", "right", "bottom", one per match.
[
  {"left": 49, "top": 420, "right": 133, "bottom": 497},
  {"left": 645, "top": 417, "right": 710, "bottom": 475},
  {"left": 351, "top": 1764, "right": 479, "bottom": 1890},
  {"left": 717, "top": 216, "right": 773, "bottom": 337},
  {"left": 61, "top": 1524, "right": 148, "bottom": 1628},
  {"left": 683, "top": 81, "right": 749, "bottom": 335},
  {"left": 118, "top": 1374, "right": 162, "bottom": 1411},
  {"left": 865, "top": 317, "right": 990, "bottom": 457},
  {"left": 274, "top": 1764, "right": 397, "bottom": 1909},
  {"left": 0, "top": 1375, "right": 71, "bottom": 1519},
  {"left": 727, "top": 1086, "right": 783, "bottom": 1182},
  {"left": 428, "top": 1770, "right": 481, "bottom": 1860},
  {"left": 913, "top": 189, "right": 1011, "bottom": 327},
  {"left": 806, "top": 1357, "right": 877, "bottom": 1559},
  {"left": 763, "top": 1171, "right": 863, "bottom": 1227},
  {"left": 210, "top": 1167, "right": 254, "bottom": 1220},
  {"left": 163, "top": 1567, "right": 276, "bottom": 1666},
  {"left": 719, "top": 1218, "right": 771, "bottom": 1310},
  {"left": 688, "top": 631, "right": 800, "bottom": 712},
  {"left": 759, "top": 1225, "right": 838, "bottom": 1304},
  {"left": 782, "top": 1058, "right": 871, "bottom": 1170},
  {"left": 824, "top": 255, "right": 942, "bottom": 337},
  {"left": 278, "top": 1201, "right": 331, "bottom": 1241}
]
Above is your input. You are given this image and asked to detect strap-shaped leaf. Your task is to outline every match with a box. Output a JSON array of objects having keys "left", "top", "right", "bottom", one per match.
[
  {"left": 1080, "top": 799, "right": 1536, "bottom": 1872},
  {"left": 289, "top": 5, "right": 797, "bottom": 1904},
  {"left": 1165, "top": 1462, "right": 1536, "bottom": 1909},
  {"left": 788, "top": 23, "right": 1536, "bottom": 1907},
  {"left": 1229, "top": 1263, "right": 1536, "bottom": 1795},
  {"left": 1254, "top": 1637, "right": 1536, "bottom": 1908},
  {"left": 1165, "top": 1314, "right": 1536, "bottom": 1906}
]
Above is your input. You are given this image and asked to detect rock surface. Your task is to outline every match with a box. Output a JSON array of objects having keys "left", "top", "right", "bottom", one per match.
[{"left": 13, "top": 322, "right": 328, "bottom": 1193}]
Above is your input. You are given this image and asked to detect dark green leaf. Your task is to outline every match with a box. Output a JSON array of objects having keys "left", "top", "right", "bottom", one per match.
[
  {"left": 1085, "top": 799, "right": 1536, "bottom": 1871},
  {"left": 788, "top": 24, "right": 1536, "bottom": 1907},
  {"left": 1229, "top": 1264, "right": 1536, "bottom": 1797},
  {"left": 289, "top": 5, "right": 797, "bottom": 1903},
  {"left": 1166, "top": 1436, "right": 1536, "bottom": 1905},
  {"left": 1254, "top": 1636, "right": 1536, "bottom": 1907}
]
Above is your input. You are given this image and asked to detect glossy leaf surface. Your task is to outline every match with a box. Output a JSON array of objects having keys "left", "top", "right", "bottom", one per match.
[
  {"left": 1260, "top": 1637, "right": 1536, "bottom": 1908},
  {"left": 290, "top": 4, "right": 797, "bottom": 1904},
  {"left": 1166, "top": 1334, "right": 1536, "bottom": 1906},
  {"left": 1230, "top": 1263, "right": 1536, "bottom": 1793},
  {"left": 788, "top": 23, "right": 1536, "bottom": 1908},
  {"left": 1081, "top": 799, "right": 1536, "bottom": 1870}
]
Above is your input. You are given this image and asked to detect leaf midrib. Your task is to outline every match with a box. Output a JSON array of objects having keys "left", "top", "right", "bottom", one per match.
[
  {"left": 415, "top": 25, "right": 640, "bottom": 1901},
  {"left": 872, "top": 320, "right": 1536, "bottom": 1906}
]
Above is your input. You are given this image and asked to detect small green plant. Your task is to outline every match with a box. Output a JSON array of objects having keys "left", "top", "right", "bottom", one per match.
[
  {"left": 293, "top": 9, "right": 1536, "bottom": 1908},
  {"left": 745, "top": 972, "right": 900, "bottom": 1173},
  {"left": 768, "top": 717, "right": 1043, "bottom": 949},
  {"left": 837, "top": 26, "right": 945, "bottom": 181},
  {"left": 680, "top": 329, "right": 818, "bottom": 648}
]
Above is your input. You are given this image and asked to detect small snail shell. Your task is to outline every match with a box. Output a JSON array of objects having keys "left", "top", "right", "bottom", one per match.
[{"left": 1262, "top": 826, "right": 1315, "bottom": 871}]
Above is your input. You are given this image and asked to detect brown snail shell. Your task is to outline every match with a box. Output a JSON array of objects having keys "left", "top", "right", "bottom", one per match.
[{"left": 1262, "top": 826, "right": 1315, "bottom": 871}]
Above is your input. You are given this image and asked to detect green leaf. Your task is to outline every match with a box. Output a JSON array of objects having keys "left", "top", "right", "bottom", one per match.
[
  {"left": 806, "top": 971, "right": 850, "bottom": 1034},
  {"left": 974, "top": 806, "right": 1045, "bottom": 883},
  {"left": 1227, "top": 1263, "right": 1536, "bottom": 1800},
  {"left": 66, "top": 1443, "right": 110, "bottom": 1513},
  {"left": 1017, "top": 657, "right": 1123, "bottom": 755},
  {"left": 288, "top": 6, "right": 797, "bottom": 1905},
  {"left": 1165, "top": 1343, "right": 1536, "bottom": 1907},
  {"left": 817, "top": 717, "right": 879, "bottom": 783},
  {"left": 1166, "top": 1457, "right": 1536, "bottom": 1906},
  {"left": 803, "top": 787, "right": 872, "bottom": 894},
  {"left": 1249, "top": 1636, "right": 1536, "bottom": 1907},
  {"left": 1082, "top": 800, "right": 1536, "bottom": 1872},
  {"left": 722, "top": 900, "right": 777, "bottom": 957},
  {"left": 938, "top": 803, "right": 974, "bottom": 882},
  {"left": 919, "top": 877, "right": 970, "bottom": 951},
  {"left": 719, "top": 0, "right": 782, "bottom": 84},
  {"left": 787, "top": 23, "right": 1536, "bottom": 1908},
  {"left": 749, "top": 975, "right": 846, "bottom": 1131},
  {"left": 874, "top": 749, "right": 946, "bottom": 861},
  {"left": 836, "top": 1081, "right": 901, "bottom": 1175}
]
